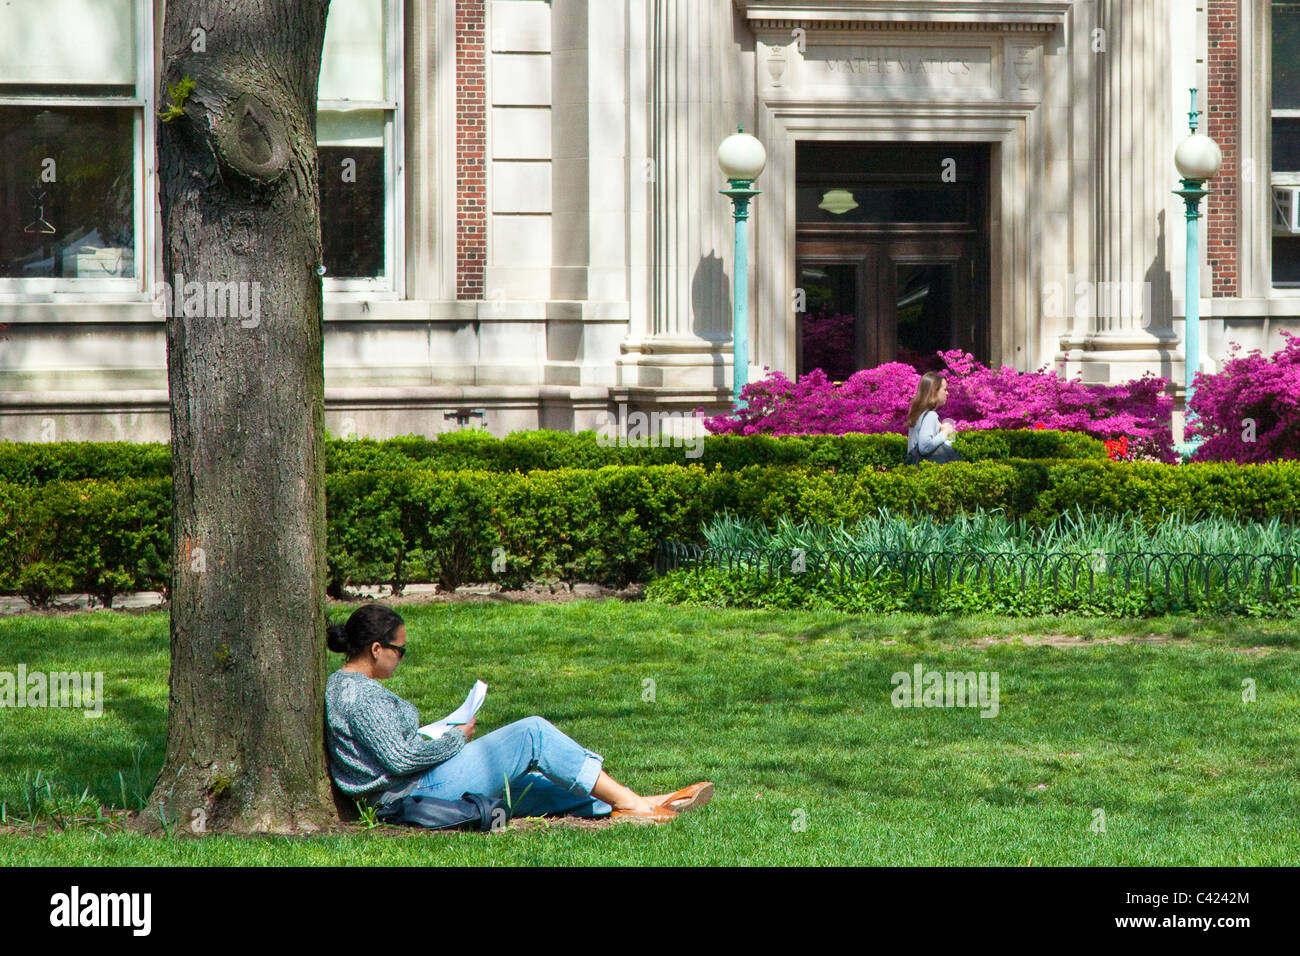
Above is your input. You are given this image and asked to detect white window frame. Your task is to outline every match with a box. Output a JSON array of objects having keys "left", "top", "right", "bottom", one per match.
[
  {"left": 0, "top": 0, "right": 155, "bottom": 299},
  {"left": 1269, "top": 1, "right": 1300, "bottom": 290},
  {"left": 319, "top": 0, "right": 405, "bottom": 298},
  {"left": 1244, "top": 0, "right": 1300, "bottom": 294}
]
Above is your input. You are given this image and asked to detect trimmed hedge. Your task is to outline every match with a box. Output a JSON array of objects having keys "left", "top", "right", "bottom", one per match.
[
  {"left": 0, "top": 477, "right": 171, "bottom": 607},
  {"left": 3, "top": 459, "right": 1300, "bottom": 603},
  {"left": 0, "top": 428, "right": 1107, "bottom": 485},
  {"left": 0, "top": 442, "right": 173, "bottom": 484}
]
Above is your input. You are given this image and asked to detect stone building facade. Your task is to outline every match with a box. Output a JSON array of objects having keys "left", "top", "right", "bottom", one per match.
[{"left": 0, "top": 1, "right": 1297, "bottom": 442}]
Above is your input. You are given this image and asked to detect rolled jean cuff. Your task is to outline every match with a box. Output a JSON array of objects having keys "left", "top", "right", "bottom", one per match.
[{"left": 571, "top": 748, "right": 604, "bottom": 796}]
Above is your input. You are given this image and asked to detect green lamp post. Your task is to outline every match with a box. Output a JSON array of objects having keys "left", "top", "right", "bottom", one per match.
[
  {"left": 1172, "top": 88, "right": 1223, "bottom": 461},
  {"left": 718, "top": 126, "right": 767, "bottom": 406}
]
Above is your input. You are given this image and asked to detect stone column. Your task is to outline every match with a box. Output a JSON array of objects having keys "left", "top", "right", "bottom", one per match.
[
  {"left": 618, "top": 0, "right": 748, "bottom": 393},
  {"left": 1062, "top": 0, "right": 1180, "bottom": 385}
]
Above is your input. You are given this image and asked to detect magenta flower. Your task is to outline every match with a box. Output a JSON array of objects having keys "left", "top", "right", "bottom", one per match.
[{"left": 704, "top": 349, "right": 1177, "bottom": 461}]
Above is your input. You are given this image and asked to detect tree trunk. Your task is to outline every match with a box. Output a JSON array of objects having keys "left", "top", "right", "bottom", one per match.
[{"left": 137, "top": 0, "right": 336, "bottom": 834}]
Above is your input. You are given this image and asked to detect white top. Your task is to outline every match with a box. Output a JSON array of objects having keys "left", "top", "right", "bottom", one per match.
[{"left": 907, "top": 410, "right": 951, "bottom": 456}]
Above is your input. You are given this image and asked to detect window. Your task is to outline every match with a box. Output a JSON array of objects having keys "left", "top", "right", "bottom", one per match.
[
  {"left": 317, "top": 0, "right": 403, "bottom": 292},
  {"left": 0, "top": 0, "right": 148, "bottom": 291},
  {"left": 1273, "top": 2, "right": 1300, "bottom": 287}
]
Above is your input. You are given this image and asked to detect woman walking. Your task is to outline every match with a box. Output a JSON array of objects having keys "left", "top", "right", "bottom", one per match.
[
  {"left": 905, "top": 371, "right": 962, "bottom": 464},
  {"left": 325, "top": 603, "right": 712, "bottom": 824}
]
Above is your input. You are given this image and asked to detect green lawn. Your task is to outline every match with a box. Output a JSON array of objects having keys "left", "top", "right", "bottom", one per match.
[{"left": 1, "top": 601, "right": 1297, "bottom": 865}]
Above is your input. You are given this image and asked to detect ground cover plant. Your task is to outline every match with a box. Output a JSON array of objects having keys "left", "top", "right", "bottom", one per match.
[{"left": 648, "top": 509, "right": 1300, "bottom": 617}]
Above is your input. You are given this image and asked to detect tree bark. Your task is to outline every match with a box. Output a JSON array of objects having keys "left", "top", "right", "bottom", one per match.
[{"left": 137, "top": 0, "right": 336, "bottom": 834}]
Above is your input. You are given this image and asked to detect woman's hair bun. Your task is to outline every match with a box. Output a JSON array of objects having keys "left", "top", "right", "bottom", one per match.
[{"left": 326, "top": 622, "right": 350, "bottom": 653}]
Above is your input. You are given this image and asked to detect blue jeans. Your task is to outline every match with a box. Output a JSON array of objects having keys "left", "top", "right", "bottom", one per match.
[{"left": 409, "top": 716, "right": 612, "bottom": 817}]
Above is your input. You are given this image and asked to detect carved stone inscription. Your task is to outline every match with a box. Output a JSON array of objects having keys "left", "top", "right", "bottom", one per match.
[{"left": 814, "top": 46, "right": 994, "bottom": 88}]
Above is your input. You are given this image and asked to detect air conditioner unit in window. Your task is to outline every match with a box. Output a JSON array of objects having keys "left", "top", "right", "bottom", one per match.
[{"left": 1274, "top": 186, "right": 1300, "bottom": 234}]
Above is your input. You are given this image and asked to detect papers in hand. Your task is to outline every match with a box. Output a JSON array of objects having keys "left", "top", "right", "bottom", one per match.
[{"left": 419, "top": 680, "right": 487, "bottom": 739}]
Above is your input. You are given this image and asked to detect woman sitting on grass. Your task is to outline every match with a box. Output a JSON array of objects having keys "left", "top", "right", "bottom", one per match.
[{"left": 324, "top": 603, "right": 712, "bottom": 823}]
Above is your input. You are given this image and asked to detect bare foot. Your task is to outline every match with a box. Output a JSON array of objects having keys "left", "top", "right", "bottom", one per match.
[{"left": 614, "top": 795, "right": 659, "bottom": 813}]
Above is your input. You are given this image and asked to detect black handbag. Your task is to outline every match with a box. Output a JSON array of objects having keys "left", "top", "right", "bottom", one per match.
[{"left": 375, "top": 791, "right": 509, "bottom": 832}]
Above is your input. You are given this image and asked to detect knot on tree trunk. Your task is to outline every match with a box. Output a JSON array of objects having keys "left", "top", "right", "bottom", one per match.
[{"left": 215, "top": 93, "right": 290, "bottom": 185}]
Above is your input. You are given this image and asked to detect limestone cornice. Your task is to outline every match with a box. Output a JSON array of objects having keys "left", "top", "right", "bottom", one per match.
[{"left": 734, "top": 1, "right": 1072, "bottom": 31}]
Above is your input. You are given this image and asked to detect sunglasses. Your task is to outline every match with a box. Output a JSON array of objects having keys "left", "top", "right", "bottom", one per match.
[{"left": 379, "top": 640, "right": 407, "bottom": 659}]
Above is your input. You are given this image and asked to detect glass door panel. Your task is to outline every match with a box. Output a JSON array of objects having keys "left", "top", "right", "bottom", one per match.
[
  {"left": 894, "top": 262, "right": 957, "bottom": 373},
  {"left": 797, "top": 260, "right": 862, "bottom": 381}
]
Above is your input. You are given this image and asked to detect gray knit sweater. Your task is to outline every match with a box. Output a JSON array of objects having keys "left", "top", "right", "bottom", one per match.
[{"left": 325, "top": 669, "right": 467, "bottom": 807}]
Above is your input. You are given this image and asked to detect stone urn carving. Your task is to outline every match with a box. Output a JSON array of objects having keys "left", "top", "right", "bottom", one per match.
[
  {"left": 1013, "top": 46, "right": 1034, "bottom": 91},
  {"left": 767, "top": 44, "right": 788, "bottom": 88}
]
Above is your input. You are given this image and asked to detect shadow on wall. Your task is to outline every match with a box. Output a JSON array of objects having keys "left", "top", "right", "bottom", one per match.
[
  {"left": 691, "top": 252, "right": 731, "bottom": 389},
  {"left": 1144, "top": 207, "right": 1177, "bottom": 383}
]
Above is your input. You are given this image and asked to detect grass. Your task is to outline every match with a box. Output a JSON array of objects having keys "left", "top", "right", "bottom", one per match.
[{"left": 0, "top": 601, "right": 1297, "bottom": 865}]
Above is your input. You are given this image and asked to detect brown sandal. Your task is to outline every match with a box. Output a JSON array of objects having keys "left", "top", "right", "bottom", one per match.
[
  {"left": 656, "top": 781, "right": 714, "bottom": 813},
  {"left": 610, "top": 804, "right": 679, "bottom": 823}
]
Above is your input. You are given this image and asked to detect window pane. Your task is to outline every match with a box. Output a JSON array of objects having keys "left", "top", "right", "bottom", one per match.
[
  {"left": 797, "top": 185, "right": 970, "bottom": 223},
  {"left": 1274, "top": 2, "right": 1300, "bottom": 109},
  {"left": 1275, "top": 237, "right": 1300, "bottom": 287},
  {"left": 0, "top": 107, "right": 135, "bottom": 279},
  {"left": 320, "top": 0, "right": 386, "bottom": 101},
  {"left": 318, "top": 112, "right": 386, "bottom": 279},
  {"left": 0, "top": 0, "right": 136, "bottom": 86},
  {"left": 895, "top": 263, "right": 954, "bottom": 373},
  {"left": 1273, "top": 117, "right": 1300, "bottom": 172}
]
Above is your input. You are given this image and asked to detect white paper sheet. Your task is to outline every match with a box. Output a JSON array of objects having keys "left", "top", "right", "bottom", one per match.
[{"left": 418, "top": 680, "right": 487, "bottom": 738}]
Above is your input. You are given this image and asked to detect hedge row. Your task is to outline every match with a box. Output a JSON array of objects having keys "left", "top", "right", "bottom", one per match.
[
  {"left": 0, "top": 428, "right": 1107, "bottom": 485},
  {"left": 3, "top": 459, "right": 1300, "bottom": 604}
]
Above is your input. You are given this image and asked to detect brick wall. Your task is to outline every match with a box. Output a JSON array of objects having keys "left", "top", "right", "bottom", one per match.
[
  {"left": 1206, "top": 0, "right": 1240, "bottom": 298},
  {"left": 456, "top": 0, "right": 487, "bottom": 299}
]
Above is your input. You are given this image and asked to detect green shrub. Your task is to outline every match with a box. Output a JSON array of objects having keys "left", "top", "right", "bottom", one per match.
[
  {"left": 0, "top": 478, "right": 171, "bottom": 606},
  {"left": 0, "top": 429, "right": 1106, "bottom": 487},
  {"left": 0, "top": 441, "right": 171, "bottom": 484},
  {"left": 5, "top": 459, "right": 1300, "bottom": 595},
  {"left": 17, "top": 562, "right": 74, "bottom": 609},
  {"left": 954, "top": 428, "right": 1107, "bottom": 463}
]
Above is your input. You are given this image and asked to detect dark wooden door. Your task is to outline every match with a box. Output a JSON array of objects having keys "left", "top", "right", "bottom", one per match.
[
  {"left": 796, "top": 235, "right": 982, "bottom": 377},
  {"left": 794, "top": 141, "right": 989, "bottom": 379}
]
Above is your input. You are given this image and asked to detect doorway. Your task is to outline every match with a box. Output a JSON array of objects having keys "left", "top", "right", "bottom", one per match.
[{"left": 795, "top": 143, "right": 990, "bottom": 378}]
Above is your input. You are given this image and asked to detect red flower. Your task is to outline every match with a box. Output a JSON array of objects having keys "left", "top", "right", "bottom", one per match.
[{"left": 1033, "top": 422, "right": 1048, "bottom": 430}]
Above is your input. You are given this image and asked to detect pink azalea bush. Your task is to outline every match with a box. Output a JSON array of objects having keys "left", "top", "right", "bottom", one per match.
[
  {"left": 704, "top": 349, "right": 1177, "bottom": 461},
  {"left": 800, "top": 311, "right": 856, "bottom": 383},
  {"left": 1186, "top": 331, "right": 1300, "bottom": 463}
]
